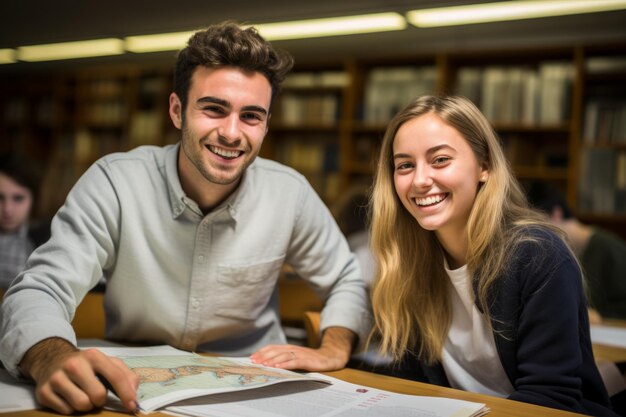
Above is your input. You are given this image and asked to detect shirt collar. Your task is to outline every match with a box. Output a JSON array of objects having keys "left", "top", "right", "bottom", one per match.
[{"left": 164, "top": 142, "right": 254, "bottom": 222}]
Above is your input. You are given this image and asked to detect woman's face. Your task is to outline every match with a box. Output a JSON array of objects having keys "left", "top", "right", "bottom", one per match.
[
  {"left": 392, "top": 112, "right": 487, "bottom": 240},
  {"left": 0, "top": 173, "right": 33, "bottom": 233}
]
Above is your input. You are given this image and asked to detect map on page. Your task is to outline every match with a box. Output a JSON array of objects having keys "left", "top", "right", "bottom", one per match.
[{"left": 118, "top": 353, "right": 328, "bottom": 411}]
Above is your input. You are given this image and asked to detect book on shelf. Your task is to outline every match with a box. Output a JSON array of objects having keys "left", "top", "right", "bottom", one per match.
[
  {"left": 363, "top": 66, "right": 436, "bottom": 124},
  {"left": 583, "top": 99, "right": 626, "bottom": 144},
  {"left": 538, "top": 61, "right": 574, "bottom": 125},
  {"left": 279, "top": 93, "right": 339, "bottom": 125},
  {"left": 273, "top": 138, "right": 339, "bottom": 202},
  {"left": 578, "top": 148, "right": 626, "bottom": 214},
  {"left": 457, "top": 62, "right": 572, "bottom": 126},
  {"left": 129, "top": 111, "right": 163, "bottom": 147},
  {"left": 282, "top": 71, "right": 350, "bottom": 88}
]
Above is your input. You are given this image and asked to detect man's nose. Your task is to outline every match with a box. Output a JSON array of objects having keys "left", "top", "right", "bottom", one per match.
[{"left": 218, "top": 114, "right": 241, "bottom": 142}]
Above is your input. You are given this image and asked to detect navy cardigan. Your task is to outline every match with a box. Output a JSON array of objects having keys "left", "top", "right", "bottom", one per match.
[{"left": 394, "top": 227, "right": 618, "bottom": 416}]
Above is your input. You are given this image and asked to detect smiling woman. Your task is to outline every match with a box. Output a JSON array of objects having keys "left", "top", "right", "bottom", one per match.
[{"left": 368, "top": 95, "right": 621, "bottom": 416}]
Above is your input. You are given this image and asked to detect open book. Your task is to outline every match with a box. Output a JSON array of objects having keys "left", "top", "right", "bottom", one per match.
[
  {"left": 90, "top": 345, "right": 328, "bottom": 412},
  {"left": 89, "top": 344, "right": 488, "bottom": 417}
]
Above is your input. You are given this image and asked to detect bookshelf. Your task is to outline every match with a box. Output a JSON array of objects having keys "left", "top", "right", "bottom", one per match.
[
  {"left": 574, "top": 44, "right": 626, "bottom": 236},
  {"left": 264, "top": 68, "right": 348, "bottom": 204},
  {"left": 2, "top": 43, "right": 626, "bottom": 236}
]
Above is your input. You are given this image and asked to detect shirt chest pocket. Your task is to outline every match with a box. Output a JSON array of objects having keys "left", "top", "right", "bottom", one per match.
[{"left": 213, "top": 256, "right": 285, "bottom": 321}]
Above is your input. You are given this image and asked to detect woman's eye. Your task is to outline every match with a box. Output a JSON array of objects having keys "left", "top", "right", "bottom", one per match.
[
  {"left": 433, "top": 156, "right": 450, "bottom": 165},
  {"left": 395, "top": 162, "right": 412, "bottom": 171}
]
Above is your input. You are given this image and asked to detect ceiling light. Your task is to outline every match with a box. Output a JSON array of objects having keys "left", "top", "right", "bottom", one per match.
[
  {"left": 406, "top": 0, "right": 626, "bottom": 27},
  {"left": 0, "top": 49, "right": 17, "bottom": 64},
  {"left": 125, "top": 31, "right": 195, "bottom": 53},
  {"left": 17, "top": 39, "right": 125, "bottom": 62},
  {"left": 254, "top": 13, "right": 407, "bottom": 41}
]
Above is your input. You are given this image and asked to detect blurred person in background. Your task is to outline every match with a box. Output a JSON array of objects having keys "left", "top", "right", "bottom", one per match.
[
  {"left": 0, "top": 155, "right": 49, "bottom": 289},
  {"left": 527, "top": 181, "right": 626, "bottom": 323}
]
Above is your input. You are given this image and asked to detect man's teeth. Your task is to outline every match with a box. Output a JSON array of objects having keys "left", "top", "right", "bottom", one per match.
[
  {"left": 209, "top": 146, "right": 240, "bottom": 159},
  {"left": 416, "top": 195, "right": 445, "bottom": 206}
]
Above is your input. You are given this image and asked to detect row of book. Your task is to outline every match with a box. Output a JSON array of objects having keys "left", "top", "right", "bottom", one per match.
[
  {"left": 578, "top": 148, "right": 626, "bottom": 214},
  {"left": 457, "top": 62, "right": 574, "bottom": 125},
  {"left": 583, "top": 99, "right": 626, "bottom": 144},
  {"left": 272, "top": 137, "right": 340, "bottom": 202},
  {"left": 3, "top": 96, "right": 60, "bottom": 126},
  {"left": 276, "top": 93, "right": 340, "bottom": 126},
  {"left": 362, "top": 66, "right": 437, "bottom": 124},
  {"left": 282, "top": 71, "right": 350, "bottom": 89},
  {"left": 82, "top": 101, "right": 128, "bottom": 125}
]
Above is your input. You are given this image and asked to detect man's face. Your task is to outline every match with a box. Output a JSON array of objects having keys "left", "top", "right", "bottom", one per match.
[
  {"left": 0, "top": 173, "right": 33, "bottom": 233},
  {"left": 171, "top": 66, "right": 271, "bottom": 194}
]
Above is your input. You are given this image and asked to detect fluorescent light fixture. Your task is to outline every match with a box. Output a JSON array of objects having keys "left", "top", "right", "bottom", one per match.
[
  {"left": 125, "top": 31, "right": 195, "bottom": 53},
  {"left": 122, "top": 13, "right": 406, "bottom": 54},
  {"left": 17, "top": 39, "right": 124, "bottom": 62},
  {"left": 254, "top": 12, "right": 406, "bottom": 41},
  {"left": 406, "top": 0, "right": 626, "bottom": 27},
  {"left": 0, "top": 48, "right": 17, "bottom": 64}
]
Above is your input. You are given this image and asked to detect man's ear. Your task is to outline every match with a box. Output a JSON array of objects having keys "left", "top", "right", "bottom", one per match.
[
  {"left": 169, "top": 93, "right": 183, "bottom": 129},
  {"left": 265, "top": 113, "right": 271, "bottom": 136}
]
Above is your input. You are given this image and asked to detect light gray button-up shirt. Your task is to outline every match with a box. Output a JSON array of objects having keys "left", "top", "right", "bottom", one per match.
[{"left": 0, "top": 143, "right": 370, "bottom": 376}]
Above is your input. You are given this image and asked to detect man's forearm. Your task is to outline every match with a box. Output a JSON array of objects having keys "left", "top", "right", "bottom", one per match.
[
  {"left": 19, "top": 337, "right": 78, "bottom": 380},
  {"left": 319, "top": 326, "right": 357, "bottom": 363}
]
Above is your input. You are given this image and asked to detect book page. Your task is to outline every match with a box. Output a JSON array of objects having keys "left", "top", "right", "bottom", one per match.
[
  {"left": 167, "top": 373, "right": 489, "bottom": 417},
  {"left": 0, "top": 369, "right": 38, "bottom": 413},
  {"left": 119, "top": 354, "right": 328, "bottom": 412}
]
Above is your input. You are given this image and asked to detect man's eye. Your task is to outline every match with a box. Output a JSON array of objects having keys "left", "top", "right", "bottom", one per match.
[
  {"left": 204, "top": 106, "right": 225, "bottom": 114},
  {"left": 242, "top": 113, "right": 262, "bottom": 121}
]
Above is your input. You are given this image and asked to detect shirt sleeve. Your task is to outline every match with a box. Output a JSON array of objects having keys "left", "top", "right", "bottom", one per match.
[
  {"left": 286, "top": 182, "right": 372, "bottom": 347},
  {"left": 0, "top": 160, "right": 120, "bottom": 377}
]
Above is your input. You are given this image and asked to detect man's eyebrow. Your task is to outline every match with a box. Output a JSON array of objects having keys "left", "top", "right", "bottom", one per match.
[
  {"left": 196, "top": 96, "right": 268, "bottom": 116},
  {"left": 197, "top": 96, "right": 230, "bottom": 107},
  {"left": 241, "top": 105, "right": 268, "bottom": 116}
]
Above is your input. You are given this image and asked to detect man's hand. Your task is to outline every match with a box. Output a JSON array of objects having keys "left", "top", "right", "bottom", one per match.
[
  {"left": 19, "top": 337, "right": 139, "bottom": 415},
  {"left": 250, "top": 327, "right": 356, "bottom": 371}
]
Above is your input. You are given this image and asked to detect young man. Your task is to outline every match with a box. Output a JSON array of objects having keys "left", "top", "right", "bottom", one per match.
[{"left": 0, "top": 22, "right": 370, "bottom": 414}]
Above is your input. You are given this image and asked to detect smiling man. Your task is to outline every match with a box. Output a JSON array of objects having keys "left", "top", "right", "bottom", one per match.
[{"left": 0, "top": 22, "right": 370, "bottom": 415}]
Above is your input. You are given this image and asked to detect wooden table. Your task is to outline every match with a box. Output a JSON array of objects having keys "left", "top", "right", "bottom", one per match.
[
  {"left": 8, "top": 366, "right": 587, "bottom": 417},
  {"left": 593, "top": 318, "right": 626, "bottom": 363}
]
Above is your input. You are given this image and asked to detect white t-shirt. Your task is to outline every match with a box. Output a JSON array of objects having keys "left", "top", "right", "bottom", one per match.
[{"left": 441, "top": 263, "right": 514, "bottom": 397}]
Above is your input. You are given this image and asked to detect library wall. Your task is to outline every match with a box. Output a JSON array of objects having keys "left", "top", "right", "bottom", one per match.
[{"left": 1, "top": 43, "right": 626, "bottom": 237}]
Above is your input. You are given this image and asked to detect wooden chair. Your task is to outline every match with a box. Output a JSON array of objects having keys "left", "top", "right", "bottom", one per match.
[
  {"left": 72, "top": 291, "right": 106, "bottom": 339},
  {"left": 1, "top": 288, "right": 105, "bottom": 338},
  {"left": 303, "top": 311, "right": 321, "bottom": 348}
]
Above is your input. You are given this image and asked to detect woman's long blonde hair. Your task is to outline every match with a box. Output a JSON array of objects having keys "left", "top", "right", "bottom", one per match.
[{"left": 369, "top": 95, "right": 559, "bottom": 364}]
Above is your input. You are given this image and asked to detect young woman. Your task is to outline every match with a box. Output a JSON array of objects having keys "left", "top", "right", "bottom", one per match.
[{"left": 369, "top": 95, "right": 618, "bottom": 416}]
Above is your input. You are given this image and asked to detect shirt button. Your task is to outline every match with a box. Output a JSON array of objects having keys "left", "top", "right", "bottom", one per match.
[
  {"left": 198, "top": 255, "right": 205, "bottom": 261},
  {"left": 192, "top": 298, "right": 200, "bottom": 308}
]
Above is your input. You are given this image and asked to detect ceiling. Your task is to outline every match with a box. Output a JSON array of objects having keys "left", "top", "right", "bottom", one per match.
[{"left": 1, "top": 0, "right": 626, "bottom": 74}]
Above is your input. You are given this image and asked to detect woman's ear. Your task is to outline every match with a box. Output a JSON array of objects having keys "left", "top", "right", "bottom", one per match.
[{"left": 479, "top": 168, "right": 489, "bottom": 183}]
